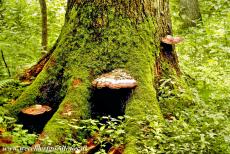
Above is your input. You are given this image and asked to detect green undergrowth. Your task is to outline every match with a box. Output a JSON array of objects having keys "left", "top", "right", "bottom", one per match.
[
  {"left": 157, "top": 76, "right": 194, "bottom": 115},
  {"left": 0, "top": 108, "right": 38, "bottom": 151},
  {"left": 0, "top": 79, "right": 28, "bottom": 106},
  {"left": 36, "top": 114, "right": 230, "bottom": 153},
  {"left": 57, "top": 116, "right": 126, "bottom": 153},
  {"left": 136, "top": 112, "right": 229, "bottom": 153},
  {"left": 0, "top": 0, "right": 65, "bottom": 79},
  {"left": 153, "top": 74, "right": 229, "bottom": 153},
  {"left": 0, "top": 79, "right": 37, "bottom": 151}
]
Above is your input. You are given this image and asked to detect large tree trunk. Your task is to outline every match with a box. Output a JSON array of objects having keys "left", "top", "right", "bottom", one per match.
[
  {"left": 8, "top": 0, "right": 183, "bottom": 153},
  {"left": 179, "top": 0, "right": 202, "bottom": 27}
]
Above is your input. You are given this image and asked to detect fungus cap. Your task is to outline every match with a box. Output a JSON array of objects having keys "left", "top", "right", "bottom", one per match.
[
  {"left": 21, "top": 104, "right": 51, "bottom": 115},
  {"left": 92, "top": 69, "right": 137, "bottom": 89},
  {"left": 161, "top": 35, "right": 183, "bottom": 44}
]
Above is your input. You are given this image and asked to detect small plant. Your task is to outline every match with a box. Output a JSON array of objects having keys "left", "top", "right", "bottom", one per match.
[
  {"left": 157, "top": 77, "right": 194, "bottom": 115},
  {"left": 57, "top": 116, "right": 126, "bottom": 153},
  {"left": 136, "top": 114, "right": 230, "bottom": 154},
  {"left": 1, "top": 113, "right": 37, "bottom": 148},
  {"left": 0, "top": 79, "right": 27, "bottom": 105}
]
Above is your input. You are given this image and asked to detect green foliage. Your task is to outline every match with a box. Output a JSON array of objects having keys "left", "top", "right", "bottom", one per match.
[
  {"left": 200, "top": 0, "right": 229, "bottom": 16},
  {"left": 56, "top": 116, "right": 126, "bottom": 151},
  {"left": 136, "top": 114, "right": 230, "bottom": 153},
  {"left": 0, "top": 79, "right": 28, "bottom": 105},
  {"left": 0, "top": 0, "right": 65, "bottom": 79},
  {"left": 0, "top": 111, "right": 37, "bottom": 148},
  {"left": 47, "top": 114, "right": 229, "bottom": 153},
  {"left": 172, "top": 0, "right": 230, "bottom": 116},
  {"left": 3, "top": 124, "right": 37, "bottom": 146},
  {"left": 157, "top": 77, "right": 194, "bottom": 114},
  {"left": 136, "top": 73, "right": 229, "bottom": 153}
]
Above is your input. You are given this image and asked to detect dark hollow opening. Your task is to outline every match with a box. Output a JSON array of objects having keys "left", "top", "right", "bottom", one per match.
[
  {"left": 89, "top": 87, "right": 131, "bottom": 152},
  {"left": 17, "top": 67, "right": 68, "bottom": 134},
  {"left": 89, "top": 88, "right": 132, "bottom": 119},
  {"left": 18, "top": 110, "right": 53, "bottom": 134},
  {"left": 160, "top": 42, "right": 173, "bottom": 55}
]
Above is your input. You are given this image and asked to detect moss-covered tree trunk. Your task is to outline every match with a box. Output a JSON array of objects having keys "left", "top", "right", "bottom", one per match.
[
  {"left": 179, "top": 0, "right": 202, "bottom": 27},
  {"left": 9, "top": 0, "right": 182, "bottom": 153}
]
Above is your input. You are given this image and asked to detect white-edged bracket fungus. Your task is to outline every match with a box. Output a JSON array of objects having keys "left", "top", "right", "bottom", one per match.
[
  {"left": 21, "top": 104, "right": 51, "bottom": 116},
  {"left": 92, "top": 69, "right": 137, "bottom": 89},
  {"left": 161, "top": 35, "right": 183, "bottom": 44}
]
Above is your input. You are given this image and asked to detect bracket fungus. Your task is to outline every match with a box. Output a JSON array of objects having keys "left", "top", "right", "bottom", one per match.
[
  {"left": 21, "top": 104, "right": 51, "bottom": 115},
  {"left": 19, "top": 104, "right": 52, "bottom": 133},
  {"left": 90, "top": 69, "right": 137, "bottom": 118},
  {"left": 161, "top": 35, "right": 183, "bottom": 44},
  {"left": 92, "top": 69, "right": 137, "bottom": 89}
]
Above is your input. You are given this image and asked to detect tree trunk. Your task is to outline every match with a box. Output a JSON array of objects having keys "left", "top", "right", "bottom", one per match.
[
  {"left": 9, "top": 0, "right": 183, "bottom": 153},
  {"left": 39, "top": 0, "right": 48, "bottom": 51},
  {"left": 179, "top": 0, "right": 202, "bottom": 27}
]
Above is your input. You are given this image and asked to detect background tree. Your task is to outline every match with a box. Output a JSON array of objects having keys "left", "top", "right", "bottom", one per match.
[
  {"left": 0, "top": 0, "right": 65, "bottom": 79},
  {"left": 39, "top": 0, "right": 48, "bottom": 52},
  {"left": 8, "top": 0, "right": 188, "bottom": 152},
  {"left": 179, "top": 0, "right": 202, "bottom": 27}
]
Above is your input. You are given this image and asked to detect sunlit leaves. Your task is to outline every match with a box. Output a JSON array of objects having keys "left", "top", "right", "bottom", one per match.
[{"left": 0, "top": 0, "right": 66, "bottom": 79}]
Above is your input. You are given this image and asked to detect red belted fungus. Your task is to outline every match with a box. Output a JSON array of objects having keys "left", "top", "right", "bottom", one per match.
[
  {"left": 92, "top": 69, "right": 137, "bottom": 89},
  {"left": 161, "top": 35, "right": 183, "bottom": 45}
]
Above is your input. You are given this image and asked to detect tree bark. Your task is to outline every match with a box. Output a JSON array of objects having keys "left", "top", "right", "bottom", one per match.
[
  {"left": 9, "top": 0, "right": 184, "bottom": 153},
  {"left": 39, "top": 0, "right": 48, "bottom": 51},
  {"left": 179, "top": 0, "right": 202, "bottom": 27}
]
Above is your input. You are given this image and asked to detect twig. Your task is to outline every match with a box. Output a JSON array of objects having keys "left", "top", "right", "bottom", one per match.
[{"left": 1, "top": 49, "right": 11, "bottom": 77}]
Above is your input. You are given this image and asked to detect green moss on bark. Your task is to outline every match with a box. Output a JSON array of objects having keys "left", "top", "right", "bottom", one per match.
[{"left": 6, "top": 70, "right": 50, "bottom": 117}]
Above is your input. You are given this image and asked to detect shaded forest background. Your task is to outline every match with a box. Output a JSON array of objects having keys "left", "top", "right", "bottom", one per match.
[{"left": 0, "top": 0, "right": 229, "bottom": 153}]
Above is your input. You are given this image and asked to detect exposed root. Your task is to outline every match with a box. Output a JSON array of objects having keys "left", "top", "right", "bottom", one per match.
[{"left": 19, "top": 52, "right": 52, "bottom": 82}]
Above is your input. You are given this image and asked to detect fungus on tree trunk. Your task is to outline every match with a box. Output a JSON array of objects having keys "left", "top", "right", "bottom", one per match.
[
  {"left": 161, "top": 35, "right": 183, "bottom": 45},
  {"left": 19, "top": 104, "right": 52, "bottom": 133},
  {"left": 21, "top": 104, "right": 51, "bottom": 115},
  {"left": 91, "top": 69, "right": 137, "bottom": 118},
  {"left": 92, "top": 69, "right": 137, "bottom": 89}
]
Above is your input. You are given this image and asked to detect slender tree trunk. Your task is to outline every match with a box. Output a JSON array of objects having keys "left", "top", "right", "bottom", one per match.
[
  {"left": 1, "top": 49, "right": 11, "bottom": 77},
  {"left": 179, "top": 0, "right": 202, "bottom": 27},
  {"left": 39, "top": 0, "right": 48, "bottom": 51},
  {"left": 8, "top": 0, "right": 186, "bottom": 153}
]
